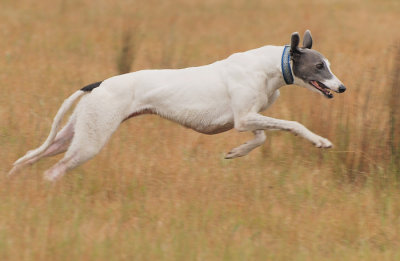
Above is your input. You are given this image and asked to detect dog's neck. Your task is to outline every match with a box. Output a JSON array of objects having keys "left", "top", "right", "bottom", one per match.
[
  {"left": 223, "top": 45, "right": 295, "bottom": 93},
  {"left": 255, "top": 45, "right": 296, "bottom": 92}
]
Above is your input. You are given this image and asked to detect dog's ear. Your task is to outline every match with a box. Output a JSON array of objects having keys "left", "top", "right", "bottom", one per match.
[
  {"left": 290, "top": 32, "right": 301, "bottom": 59},
  {"left": 290, "top": 32, "right": 300, "bottom": 53},
  {"left": 303, "top": 30, "right": 312, "bottom": 49}
]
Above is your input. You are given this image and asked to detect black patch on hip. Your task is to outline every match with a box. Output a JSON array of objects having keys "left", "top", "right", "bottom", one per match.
[{"left": 81, "top": 81, "right": 103, "bottom": 92}]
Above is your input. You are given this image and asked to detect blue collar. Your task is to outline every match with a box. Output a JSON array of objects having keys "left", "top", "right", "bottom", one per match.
[{"left": 281, "top": 45, "right": 294, "bottom": 85}]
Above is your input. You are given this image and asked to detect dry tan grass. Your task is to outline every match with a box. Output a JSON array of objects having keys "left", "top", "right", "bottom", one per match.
[{"left": 1, "top": 0, "right": 400, "bottom": 260}]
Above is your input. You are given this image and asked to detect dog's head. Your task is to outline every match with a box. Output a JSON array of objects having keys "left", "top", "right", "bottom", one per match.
[{"left": 290, "top": 30, "right": 346, "bottom": 98}]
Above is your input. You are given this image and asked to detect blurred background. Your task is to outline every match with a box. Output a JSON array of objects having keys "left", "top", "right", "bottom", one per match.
[{"left": 1, "top": 0, "right": 400, "bottom": 260}]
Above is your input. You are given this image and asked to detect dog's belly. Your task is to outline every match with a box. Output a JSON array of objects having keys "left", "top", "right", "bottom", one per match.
[
  {"left": 124, "top": 107, "right": 234, "bottom": 135},
  {"left": 186, "top": 121, "right": 234, "bottom": 135},
  {"left": 157, "top": 108, "right": 235, "bottom": 135}
]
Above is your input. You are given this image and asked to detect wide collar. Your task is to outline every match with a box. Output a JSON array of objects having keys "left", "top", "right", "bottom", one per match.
[{"left": 281, "top": 45, "right": 294, "bottom": 85}]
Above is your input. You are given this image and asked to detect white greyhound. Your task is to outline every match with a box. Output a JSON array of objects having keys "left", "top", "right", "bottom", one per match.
[{"left": 9, "top": 30, "right": 346, "bottom": 181}]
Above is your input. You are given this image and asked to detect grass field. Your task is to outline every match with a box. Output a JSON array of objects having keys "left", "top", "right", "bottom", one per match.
[{"left": 1, "top": 0, "right": 400, "bottom": 260}]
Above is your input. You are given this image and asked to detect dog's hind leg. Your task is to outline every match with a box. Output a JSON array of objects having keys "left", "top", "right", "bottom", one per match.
[
  {"left": 8, "top": 120, "right": 75, "bottom": 176},
  {"left": 25, "top": 121, "right": 75, "bottom": 164},
  {"left": 43, "top": 108, "right": 123, "bottom": 181},
  {"left": 225, "top": 130, "right": 266, "bottom": 159}
]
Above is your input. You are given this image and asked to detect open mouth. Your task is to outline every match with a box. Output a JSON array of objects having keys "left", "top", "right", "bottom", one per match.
[{"left": 309, "top": 81, "right": 333, "bottom": 98}]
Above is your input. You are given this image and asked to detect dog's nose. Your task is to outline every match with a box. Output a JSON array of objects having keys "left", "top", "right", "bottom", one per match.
[{"left": 338, "top": 84, "right": 346, "bottom": 93}]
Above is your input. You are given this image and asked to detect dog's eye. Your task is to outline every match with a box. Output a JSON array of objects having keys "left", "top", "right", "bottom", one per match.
[{"left": 316, "top": 63, "right": 324, "bottom": 70}]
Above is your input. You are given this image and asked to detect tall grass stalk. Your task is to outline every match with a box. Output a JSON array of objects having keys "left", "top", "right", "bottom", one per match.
[
  {"left": 116, "top": 24, "right": 142, "bottom": 74},
  {"left": 389, "top": 43, "right": 400, "bottom": 177}
]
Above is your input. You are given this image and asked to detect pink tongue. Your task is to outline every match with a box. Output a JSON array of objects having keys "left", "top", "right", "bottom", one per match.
[{"left": 311, "top": 81, "right": 320, "bottom": 88}]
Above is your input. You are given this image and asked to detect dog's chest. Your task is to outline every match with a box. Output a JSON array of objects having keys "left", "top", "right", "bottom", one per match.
[{"left": 258, "top": 89, "right": 280, "bottom": 113}]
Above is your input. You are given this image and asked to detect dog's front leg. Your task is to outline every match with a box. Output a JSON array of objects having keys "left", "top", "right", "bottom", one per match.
[
  {"left": 225, "top": 130, "right": 266, "bottom": 159},
  {"left": 235, "top": 113, "right": 332, "bottom": 148}
]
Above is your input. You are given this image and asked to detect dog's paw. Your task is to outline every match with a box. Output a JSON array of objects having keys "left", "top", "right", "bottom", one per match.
[
  {"left": 7, "top": 165, "right": 21, "bottom": 177},
  {"left": 225, "top": 147, "right": 248, "bottom": 159},
  {"left": 43, "top": 169, "right": 63, "bottom": 182},
  {"left": 313, "top": 136, "right": 333, "bottom": 148}
]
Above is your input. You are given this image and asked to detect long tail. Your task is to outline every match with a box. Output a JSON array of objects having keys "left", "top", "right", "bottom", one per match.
[{"left": 13, "top": 90, "right": 87, "bottom": 166}]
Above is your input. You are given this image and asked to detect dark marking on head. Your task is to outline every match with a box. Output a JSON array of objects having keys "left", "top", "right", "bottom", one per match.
[
  {"left": 81, "top": 81, "right": 103, "bottom": 92},
  {"left": 292, "top": 49, "right": 332, "bottom": 83},
  {"left": 289, "top": 31, "right": 333, "bottom": 84},
  {"left": 287, "top": 30, "right": 346, "bottom": 98}
]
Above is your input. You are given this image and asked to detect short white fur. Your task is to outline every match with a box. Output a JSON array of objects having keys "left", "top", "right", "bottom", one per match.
[{"left": 9, "top": 37, "right": 342, "bottom": 181}]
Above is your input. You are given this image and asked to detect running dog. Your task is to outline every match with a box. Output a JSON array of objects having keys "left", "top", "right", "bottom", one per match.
[{"left": 9, "top": 30, "right": 346, "bottom": 181}]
